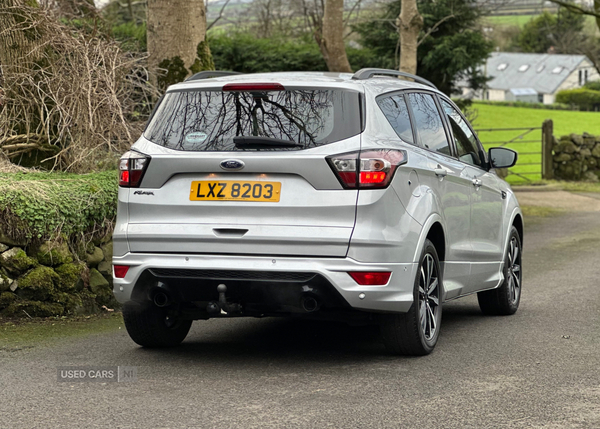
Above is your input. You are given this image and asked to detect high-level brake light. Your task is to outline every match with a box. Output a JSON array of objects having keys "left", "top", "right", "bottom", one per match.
[
  {"left": 327, "top": 149, "right": 407, "bottom": 189},
  {"left": 119, "top": 151, "right": 151, "bottom": 187},
  {"left": 223, "top": 83, "right": 285, "bottom": 92}
]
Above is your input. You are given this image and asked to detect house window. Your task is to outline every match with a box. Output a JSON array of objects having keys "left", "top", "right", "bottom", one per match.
[
  {"left": 538, "top": 94, "right": 544, "bottom": 103},
  {"left": 497, "top": 63, "right": 508, "bottom": 71},
  {"left": 537, "top": 65, "right": 545, "bottom": 73},
  {"left": 585, "top": 70, "right": 589, "bottom": 84},
  {"left": 579, "top": 70, "right": 583, "bottom": 85},
  {"left": 552, "top": 66, "right": 563, "bottom": 74},
  {"left": 518, "top": 65, "right": 529, "bottom": 72}
]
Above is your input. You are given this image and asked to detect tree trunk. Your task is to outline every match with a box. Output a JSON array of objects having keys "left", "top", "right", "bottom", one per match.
[
  {"left": 317, "top": 0, "right": 352, "bottom": 73},
  {"left": 595, "top": 0, "right": 600, "bottom": 32},
  {"left": 0, "top": 0, "right": 39, "bottom": 78},
  {"left": 397, "top": 0, "right": 423, "bottom": 75},
  {"left": 147, "top": 0, "right": 213, "bottom": 88}
]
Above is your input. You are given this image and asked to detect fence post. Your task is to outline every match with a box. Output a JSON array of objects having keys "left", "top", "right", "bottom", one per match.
[{"left": 541, "top": 119, "right": 554, "bottom": 180}]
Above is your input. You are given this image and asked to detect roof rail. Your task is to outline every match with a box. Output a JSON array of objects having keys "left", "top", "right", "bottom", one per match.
[
  {"left": 352, "top": 68, "right": 437, "bottom": 89},
  {"left": 185, "top": 71, "right": 243, "bottom": 82}
]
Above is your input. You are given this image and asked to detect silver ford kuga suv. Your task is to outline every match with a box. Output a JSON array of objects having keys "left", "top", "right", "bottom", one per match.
[{"left": 113, "top": 68, "right": 523, "bottom": 355}]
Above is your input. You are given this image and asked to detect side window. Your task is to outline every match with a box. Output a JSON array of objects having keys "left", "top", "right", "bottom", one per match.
[
  {"left": 440, "top": 100, "right": 482, "bottom": 167},
  {"left": 407, "top": 93, "right": 451, "bottom": 156},
  {"left": 377, "top": 94, "right": 414, "bottom": 144}
]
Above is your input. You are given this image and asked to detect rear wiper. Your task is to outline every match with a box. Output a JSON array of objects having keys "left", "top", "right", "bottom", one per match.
[{"left": 233, "top": 136, "right": 302, "bottom": 149}]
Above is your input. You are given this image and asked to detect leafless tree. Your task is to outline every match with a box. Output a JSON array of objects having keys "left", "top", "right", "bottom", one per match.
[{"left": 0, "top": 1, "right": 157, "bottom": 171}]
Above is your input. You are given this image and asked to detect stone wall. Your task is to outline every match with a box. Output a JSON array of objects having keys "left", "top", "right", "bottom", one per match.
[
  {"left": 0, "top": 238, "right": 116, "bottom": 318},
  {"left": 553, "top": 133, "right": 600, "bottom": 182}
]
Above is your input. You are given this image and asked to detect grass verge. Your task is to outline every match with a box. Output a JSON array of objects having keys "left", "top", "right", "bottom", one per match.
[
  {"left": 514, "top": 180, "right": 600, "bottom": 193},
  {"left": 520, "top": 205, "right": 564, "bottom": 218},
  {"left": 0, "top": 312, "right": 124, "bottom": 350}
]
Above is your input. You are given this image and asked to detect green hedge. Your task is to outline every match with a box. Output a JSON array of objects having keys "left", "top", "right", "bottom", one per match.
[
  {"left": 0, "top": 171, "right": 118, "bottom": 244},
  {"left": 209, "top": 33, "right": 384, "bottom": 73},
  {"left": 472, "top": 100, "right": 576, "bottom": 111},
  {"left": 584, "top": 81, "right": 600, "bottom": 91},
  {"left": 555, "top": 88, "right": 600, "bottom": 111}
]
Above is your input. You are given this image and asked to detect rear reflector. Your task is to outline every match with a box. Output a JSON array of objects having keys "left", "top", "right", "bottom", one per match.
[
  {"left": 113, "top": 265, "right": 130, "bottom": 278},
  {"left": 327, "top": 149, "right": 407, "bottom": 189},
  {"left": 119, "top": 151, "right": 151, "bottom": 187},
  {"left": 223, "top": 83, "right": 285, "bottom": 91},
  {"left": 348, "top": 272, "right": 392, "bottom": 286}
]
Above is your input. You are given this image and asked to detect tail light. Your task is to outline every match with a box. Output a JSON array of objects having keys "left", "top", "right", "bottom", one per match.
[
  {"left": 327, "top": 149, "right": 407, "bottom": 189},
  {"left": 119, "top": 151, "right": 151, "bottom": 187},
  {"left": 349, "top": 272, "right": 392, "bottom": 285},
  {"left": 113, "top": 265, "right": 129, "bottom": 278}
]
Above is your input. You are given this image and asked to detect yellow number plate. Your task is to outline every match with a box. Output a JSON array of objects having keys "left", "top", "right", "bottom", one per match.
[{"left": 190, "top": 181, "right": 281, "bottom": 202}]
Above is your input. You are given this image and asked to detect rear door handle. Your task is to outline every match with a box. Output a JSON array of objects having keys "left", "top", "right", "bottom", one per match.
[{"left": 434, "top": 168, "right": 447, "bottom": 177}]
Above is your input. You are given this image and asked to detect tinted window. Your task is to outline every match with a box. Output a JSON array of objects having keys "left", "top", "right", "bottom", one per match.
[
  {"left": 441, "top": 100, "right": 482, "bottom": 167},
  {"left": 377, "top": 94, "right": 414, "bottom": 143},
  {"left": 144, "top": 89, "right": 362, "bottom": 151},
  {"left": 407, "top": 93, "right": 451, "bottom": 156}
]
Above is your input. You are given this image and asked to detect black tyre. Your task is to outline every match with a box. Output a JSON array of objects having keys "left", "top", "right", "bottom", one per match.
[
  {"left": 123, "top": 302, "right": 192, "bottom": 347},
  {"left": 380, "top": 239, "right": 442, "bottom": 356},
  {"left": 478, "top": 226, "right": 522, "bottom": 316}
]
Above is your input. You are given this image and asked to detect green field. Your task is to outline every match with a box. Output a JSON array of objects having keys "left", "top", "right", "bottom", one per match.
[
  {"left": 483, "top": 14, "right": 537, "bottom": 28},
  {"left": 471, "top": 102, "right": 600, "bottom": 183}
]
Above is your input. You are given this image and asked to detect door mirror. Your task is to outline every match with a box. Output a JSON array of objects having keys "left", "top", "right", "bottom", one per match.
[{"left": 488, "top": 147, "right": 517, "bottom": 169}]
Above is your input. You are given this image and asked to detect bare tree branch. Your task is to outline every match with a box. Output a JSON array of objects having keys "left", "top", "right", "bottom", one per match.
[
  {"left": 547, "top": 0, "right": 600, "bottom": 18},
  {"left": 207, "top": 0, "right": 232, "bottom": 31},
  {"left": 417, "top": 14, "right": 454, "bottom": 47},
  {"left": 343, "top": 0, "right": 363, "bottom": 27}
]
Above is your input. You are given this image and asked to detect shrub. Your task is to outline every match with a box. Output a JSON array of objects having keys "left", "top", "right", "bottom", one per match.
[
  {"left": 555, "top": 88, "right": 600, "bottom": 111},
  {"left": 209, "top": 32, "right": 382, "bottom": 73},
  {"left": 584, "top": 81, "right": 600, "bottom": 91},
  {"left": 0, "top": 171, "right": 117, "bottom": 244}
]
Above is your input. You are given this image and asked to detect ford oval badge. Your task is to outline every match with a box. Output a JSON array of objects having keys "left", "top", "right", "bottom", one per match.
[{"left": 220, "top": 159, "right": 245, "bottom": 171}]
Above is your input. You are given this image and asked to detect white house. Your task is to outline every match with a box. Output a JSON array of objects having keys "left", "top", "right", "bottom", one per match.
[{"left": 463, "top": 52, "right": 600, "bottom": 104}]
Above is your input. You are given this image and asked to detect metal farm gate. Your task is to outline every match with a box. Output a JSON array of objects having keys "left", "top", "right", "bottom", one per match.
[{"left": 475, "top": 119, "right": 553, "bottom": 182}]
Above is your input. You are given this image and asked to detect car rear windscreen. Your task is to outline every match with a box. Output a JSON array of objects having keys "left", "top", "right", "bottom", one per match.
[{"left": 143, "top": 89, "right": 362, "bottom": 151}]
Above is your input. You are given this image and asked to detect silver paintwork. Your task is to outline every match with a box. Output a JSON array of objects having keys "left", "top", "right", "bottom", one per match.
[{"left": 113, "top": 72, "right": 522, "bottom": 314}]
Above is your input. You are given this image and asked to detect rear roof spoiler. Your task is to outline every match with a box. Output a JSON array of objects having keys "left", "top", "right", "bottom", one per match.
[{"left": 185, "top": 71, "right": 243, "bottom": 82}]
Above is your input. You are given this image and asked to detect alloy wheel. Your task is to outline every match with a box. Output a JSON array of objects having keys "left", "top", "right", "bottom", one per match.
[
  {"left": 507, "top": 236, "right": 521, "bottom": 304},
  {"left": 418, "top": 253, "right": 440, "bottom": 341}
]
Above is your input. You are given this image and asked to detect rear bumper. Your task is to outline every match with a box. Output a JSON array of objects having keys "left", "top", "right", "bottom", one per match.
[{"left": 112, "top": 253, "right": 418, "bottom": 313}]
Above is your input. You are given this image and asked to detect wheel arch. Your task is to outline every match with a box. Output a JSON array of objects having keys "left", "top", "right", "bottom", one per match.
[
  {"left": 413, "top": 213, "right": 446, "bottom": 263},
  {"left": 512, "top": 212, "right": 524, "bottom": 246}
]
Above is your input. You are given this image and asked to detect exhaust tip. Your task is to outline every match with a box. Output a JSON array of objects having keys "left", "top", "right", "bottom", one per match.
[
  {"left": 153, "top": 291, "right": 171, "bottom": 307},
  {"left": 301, "top": 296, "right": 319, "bottom": 313}
]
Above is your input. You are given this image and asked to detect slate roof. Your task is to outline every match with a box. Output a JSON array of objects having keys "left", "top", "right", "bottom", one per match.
[{"left": 485, "top": 52, "right": 587, "bottom": 94}]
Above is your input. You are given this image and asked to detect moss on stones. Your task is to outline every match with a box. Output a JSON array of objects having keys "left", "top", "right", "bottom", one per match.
[
  {"left": 0, "top": 291, "right": 17, "bottom": 309},
  {"left": 51, "top": 291, "right": 84, "bottom": 314},
  {"left": 89, "top": 268, "right": 116, "bottom": 307},
  {"left": 100, "top": 241, "right": 112, "bottom": 261},
  {"left": 86, "top": 246, "right": 104, "bottom": 268},
  {"left": 3, "top": 300, "right": 64, "bottom": 317},
  {"left": 55, "top": 262, "right": 85, "bottom": 292},
  {"left": 36, "top": 241, "right": 73, "bottom": 266},
  {"left": 0, "top": 247, "right": 38, "bottom": 275},
  {"left": 18, "top": 266, "right": 59, "bottom": 301}
]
